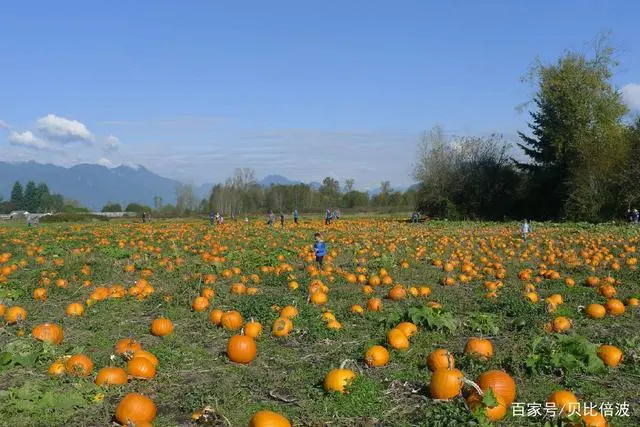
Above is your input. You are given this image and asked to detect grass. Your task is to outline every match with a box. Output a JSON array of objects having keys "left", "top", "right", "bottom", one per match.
[{"left": 0, "top": 218, "right": 639, "bottom": 426}]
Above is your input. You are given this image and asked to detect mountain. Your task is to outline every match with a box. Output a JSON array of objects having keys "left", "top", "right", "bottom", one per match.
[
  {"left": 0, "top": 161, "right": 181, "bottom": 210},
  {"left": 259, "top": 175, "right": 301, "bottom": 186}
]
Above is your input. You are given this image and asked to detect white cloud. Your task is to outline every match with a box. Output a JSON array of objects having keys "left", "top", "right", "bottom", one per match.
[
  {"left": 37, "top": 114, "right": 95, "bottom": 145},
  {"left": 96, "top": 157, "right": 115, "bottom": 168},
  {"left": 0, "top": 119, "right": 9, "bottom": 130},
  {"left": 622, "top": 83, "right": 640, "bottom": 110},
  {"left": 104, "top": 135, "right": 120, "bottom": 152},
  {"left": 8, "top": 130, "right": 53, "bottom": 151}
]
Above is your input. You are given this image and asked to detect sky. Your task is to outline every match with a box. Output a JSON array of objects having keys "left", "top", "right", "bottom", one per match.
[{"left": 1, "top": 1, "right": 639, "bottom": 190}]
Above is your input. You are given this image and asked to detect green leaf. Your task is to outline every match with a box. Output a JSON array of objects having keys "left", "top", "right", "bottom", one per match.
[{"left": 482, "top": 388, "right": 499, "bottom": 408}]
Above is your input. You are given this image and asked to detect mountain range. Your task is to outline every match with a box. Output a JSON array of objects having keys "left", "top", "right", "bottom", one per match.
[{"left": 1, "top": 162, "right": 405, "bottom": 210}]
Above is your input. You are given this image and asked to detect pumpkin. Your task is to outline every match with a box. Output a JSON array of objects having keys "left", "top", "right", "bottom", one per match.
[
  {"left": 95, "top": 367, "right": 128, "bottom": 386},
  {"left": 626, "top": 297, "right": 639, "bottom": 307},
  {"left": 127, "top": 356, "right": 157, "bottom": 379},
  {"left": 48, "top": 360, "right": 66, "bottom": 376},
  {"left": 367, "top": 297, "right": 383, "bottom": 312},
  {"left": 201, "top": 287, "right": 216, "bottom": 299},
  {"left": 323, "top": 368, "right": 356, "bottom": 393},
  {"left": 351, "top": 304, "right": 364, "bottom": 314},
  {"left": 33, "top": 287, "right": 47, "bottom": 301},
  {"left": 133, "top": 350, "right": 159, "bottom": 366},
  {"left": 546, "top": 294, "right": 563, "bottom": 305},
  {"left": 552, "top": 316, "right": 572, "bottom": 332},
  {"left": 248, "top": 410, "right": 292, "bottom": 427},
  {"left": 272, "top": 317, "right": 293, "bottom": 337},
  {"left": 209, "top": 309, "right": 224, "bottom": 325},
  {"left": 115, "top": 338, "right": 143, "bottom": 355},
  {"left": 585, "top": 303, "right": 606, "bottom": 319},
  {"left": 464, "top": 338, "right": 494, "bottom": 360},
  {"left": 309, "top": 291, "right": 328, "bottom": 305},
  {"left": 227, "top": 334, "right": 257, "bottom": 364},
  {"left": 115, "top": 393, "right": 157, "bottom": 425},
  {"left": 429, "top": 368, "right": 463, "bottom": 399},
  {"left": 605, "top": 298, "right": 625, "bottom": 316},
  {"left": 221, "top": 310, "right": 244, "bottom": 330},
  {"left": 597, "top": 344, "right": 623, "bottom": 367},
  {"left": 65, "top": 354, "right": 94, "bottom": 376},
  {"left": 65, "top": 302, "right": 85, "bottom": 317},
  {"left": 192, "top": 296, "right": 210, "bottom": 312},
  {"left": 388, "top": 285, "right": 406, "bottom": 301},
  {"left": 387, "top": 328, "right": 410, "bottom": 350},
  {"left": 245, "top": 320, "right": 263, "bottom": 338},
  {"left": 580, "top": 410, "right": 607, "bottom": 427},
  {"left": 364, "top": 345, "right": 390, "bottom": 367},
  {"left": 547, "top": 390, "right": 579, "bottom": 414},
  {"left": 427, "top": 348, "right": 455, "bottom": 372},
  {"left": 476, "top": 370, "right": 516, "bottom": 405},
  {"left": 32, "top": 323, "right": 64, "bottom": 344},
  {"left": 327, "top": 320, "right": 342, "bottom": 330},
  {"left": 321, "top": 312, "right": 336, "bottom": 322},
  {"left": 5, "top": 306, "right": 27, "bottom": 324},
  {"left": 150, "top": 317, "right": 174, "bottom": 336},
  {"left": 396, "top": 322, "right": 417, "bottom": 338},
  {"left": 466, "top": 392, "right": 507, "bottom": 421},
  {"left": 280, "top": 305, "right": 298, "bottom": 319}
]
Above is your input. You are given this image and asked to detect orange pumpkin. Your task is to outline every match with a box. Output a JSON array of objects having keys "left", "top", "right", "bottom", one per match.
[
  {"left": 597, "top": 344, "right": 623, "bottom": 367},
  {"left": 65, "top": 354, "right": 94, "bottom": 376},
  {"left": 150, "top": 317, "right": 174, "bottom": 336},
  {"left": 396, "top": 322, "right": 417, "bottom": 338},
  {"left": 115, "top": 338, "right": 143, "bottom": 356},
  {"left": 115, "top": 393, "right": 157, "bottom": 425},
  {"left": 244, "top": 320, "right": 263, "bottom": 338},
  {"left": 272, "top": 317, "right": 293, "bottom": 337},
  {"left": 227, "top": 334, "right": 257, "bottom": 364},
  {"left": 31, "top": 323, "right": 64, "bottom": 344},
  {"left": 95, "top": 367, "right": 128, "bottom": 386},
  {"left": 248, "top": 410, "right": 292, "bottom": 427},
  {"left": 192, "top": 296, "right": 210, "bottom": 312},
  {"left": 209, "top": 309, "right": 224, "bottom": 325},
  {"left": 364, "top": 345, "right": 390, "bottom": 367},
  {"left": 585, "top": 303, "right": 606, "bottom": 319},
  {"left": 127, "top": 357, "right": 157, "bottom": 380},
  {"left": 387, "top": 328, "right": 410, "bottom": 350},
  {"left": 547, "top": 390, "right": 579, "bottom": 415},
  {"left": 65, "top": 302, "right": 85, "bottom": 317},
  {"left": 464, "top": 338, "right": 494, "bottom": 360},
  {"left": 429, "top": 368, "right": 463, "bottom": 399},
  {"left": 323, "top": 368, "right": 356, "bottom": 393},
  {"left": 476, "top": 370, "right": 516, "bottom": 405},
  {"left": 605, "top": 298, "right": 625, "bottom": 316},
  {"left": 427, "top": 348, "right": 455, "bottom": 372},
  {"left": 221, "top": 310, "right": 244, "bottom": 330}
]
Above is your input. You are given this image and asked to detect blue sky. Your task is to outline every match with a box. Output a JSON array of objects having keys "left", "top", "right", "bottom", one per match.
[{"left": 1, "top": 1, "right": 639, "bottom": 189}]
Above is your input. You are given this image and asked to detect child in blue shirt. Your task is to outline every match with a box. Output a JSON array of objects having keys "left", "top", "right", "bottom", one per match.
[
  {"left": 522, "top": 219, "right": 531, "bottom": 240},
  {"left": 313, "top": 232, "right": 326, "bottom": 266}
]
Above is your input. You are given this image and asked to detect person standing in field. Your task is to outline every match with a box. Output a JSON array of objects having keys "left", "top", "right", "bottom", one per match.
[
  {"left": 293, "top": 209, "right": 299, "bottom": 225},
  {"left": 313, "top": 232, "right": 326, "bottom": 266},
  {"left": 280, "top": 212, "right": 285, "bottom": 227},
  {"left": 522, "top": 219, "right": 531, "bottom": 241},
  {"left": 325, "top": 209, "right": 332, "bottom": 225}
]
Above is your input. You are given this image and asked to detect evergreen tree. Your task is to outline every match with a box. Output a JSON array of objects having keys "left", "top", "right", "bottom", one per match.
[
  {"left": 23, "top": 181, "right": 39, "bottom": 212},
  {"left": 36, "top": 183, "right": 50, "bottom": 211},
  {"left": 10, "top": 181, "right": 24, "bottom": 210}
]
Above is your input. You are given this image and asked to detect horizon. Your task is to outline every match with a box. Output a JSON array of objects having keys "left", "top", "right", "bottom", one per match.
[{"left": 1, "top": 1, "right": 639, "bottom": 189}]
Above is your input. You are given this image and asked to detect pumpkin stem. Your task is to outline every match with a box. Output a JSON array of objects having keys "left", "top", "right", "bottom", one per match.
[{"left": 463, "top": 377, "right": 484, "bottom": 396}]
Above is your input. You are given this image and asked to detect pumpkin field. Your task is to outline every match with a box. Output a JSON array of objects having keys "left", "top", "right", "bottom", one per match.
[{"left": 1, "top": 218, "right": 639, "bottom": 426}]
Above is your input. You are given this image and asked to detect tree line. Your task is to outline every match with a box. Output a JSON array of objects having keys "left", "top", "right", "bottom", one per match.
[
  {"left": 0, "top": 181, "right": 66, "bottom": 214},
  {"left": 413, "top": 36, "right": 640, "bottom": 222}
]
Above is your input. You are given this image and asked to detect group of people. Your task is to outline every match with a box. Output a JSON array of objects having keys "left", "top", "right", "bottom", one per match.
[
  {"left": 266, "top": 209, "right": 301, "bottom": 227},
  {"left": 209, "top": 212, "right": 225, "bottom": 225},
  {"left": 325, "top": 209, "right": 340, "bottom": 225},
  {"left": 627, "top": 208, "right": 639, "bottom": 223}
]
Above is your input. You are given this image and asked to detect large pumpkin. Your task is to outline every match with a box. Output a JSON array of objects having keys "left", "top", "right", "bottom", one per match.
[
  {"left": 221, "top": 310, "right": 244, "bottom": 330},
  {"left": 95, "top": 367, "right": 128, "bottom": 386},
  {"left": 272, "top": 317, "right": 293, "bottom": 337},
  {"left": 464, "top": 338, "right": 494, "bottom": 359},
  {"left": 476, "top": 370, "right": 516, "bottom": 405},
  {"left": 597, "top": 345, "right": 623, "bottom": 367},
  {"left": 65, "top": 354, "right": 94, "bottom": 376},
  {"left": 429, "top": 368, "right": 463, "bottom": 399},
  {"left": 150, "top": 317, "right": 174, "bottom": 336},
  {"left": 227, "top": 334, "right": 257, "bottom": 364},
  {"left": 248, "top": 410, "right": 292, "bottom": 427},
  {"left": 364, "top": 345, "right": 390, "bottom": 367},
  {"left": 396, "top": 322, "right": 417, "bottom": 338},
  {"left": 115, "top": 393, "right": 157, "bottom": 425},
  {"left": 387, "top": 328, "right": 409, "bottom": 350},
  {"left": 32, "top": 323, "right": 64, "bottom": 345},
  {"left": 127, "top": 357, "right": 157, "bottom": 379},
  {"left": 547, "top": 390, "right": 579, "bottom": 414},
  {"left": 323, "top": 368, "right": 356, "bottom": 393}
]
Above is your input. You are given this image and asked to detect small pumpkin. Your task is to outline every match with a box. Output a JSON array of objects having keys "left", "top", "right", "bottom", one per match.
[
  {"left": 48, "top": 360, "right": 66, "bottom": 376},
  {"left": 209, "top": 309, "right": 224, "bottom": 325},
  {"left": 585, "top": 303, "right": 606, "bottom": 319},
  {"left": 323, "top": 368, "right": 356, "bottom": 393},
  {"left": 429, "top": 368, "right": 463, "bottom": 399},
  {"left": 132, "top": 350, "right": 159, "bottom": 366},
  {"left": 597, "top": 344, "right": 623, "bottom": 367},
  {"left": 396, "top": 321, "right": 417, "bottom": 338},
  {"left": 605, "top": 298, "right": 625, "bottom": 316},
  {"left": 150, "top": 317, "right": 174, "bottom": 336},
  {"left": 547, "top": 390, "right": 579, "bottom": 415},
  {"left": 552, "top": 316, "right": 572, "bottom": 332},
  {"left": 127, "top": 356, "right": 157, "bottom": 380},
  {"left": 248, "top": 410, "right": 292, "bottom": 427},
  {"left": 192, "top": 296, "right": 210, "bottom": 312},
  {"left": 115, "top": 393, "right": 157, "bottom": 425},
  {"left": 227, "top": 334, "right": 257, "bottom": 364},
  {"left": 32, "top": 323, "right": 64, "bottom": 344},
  {"left": 387, "top": 328, "right": 410, "bottom": 350},
  {"left": 5, "top": 306, "right": 27, "bottom": 324},
  {"left": 115, "top": 338, "right": 143, "bottom": 356},
  {"left": 65, "top": 302, "right": 85, "bottom": 317},
  {"left": 388, "top": 285, "right": 406, "bottom": 301},
  {"left": 272, "top": 317, "right": 293, "bottom": 337},
  {"left": 427, "top": 348, "right": 455, "bottom": 372},
  {"left": 364, "top": 345, "right": 390, "bottom": 367},
  {"left": 367, "top": 297, "right": 383, "bottom": 312},
  {"left": 221, "top": 310, "right": 244, "bottom": 330},
  {"left": 280, "top": 305, "right": 298, "bottom": 319},
  {"left": 95, "top": 367, "right": 128, "bottom": 386},
  {"left": 309, "top": 291, "right": 328, "bottom": 305},
  {"left": 464, "top": 338, "right": 494, "bottom": 360},
  {"left": 245, "top": 320, "right": 263, "bottom": 338},
  {"left": 65, "top": 354, "right": 94, "bottom": 376}
]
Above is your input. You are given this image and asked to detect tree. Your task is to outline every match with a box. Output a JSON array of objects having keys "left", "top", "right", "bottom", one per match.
[
  {"left": 344, "top": 179, "right": 355, "bottom": 193},
  {"left": 102, "top": 203, "right": 123, "bottom": 212},
  {"left": 517, "top": 36, "right": 628, "bottom": 220},
  {"left": 10, "top": 181, "right": 24, "bottom": 210},
  {"left": 176, "top": 184, "right": 197, "bottom": 215},
  {"left": 23, "top": 181, "right": 39, "bottom": 212},
  {"left": 153, "top": 196, "right": 164, "bottom": 210},
  {"left": 36, "top": 183, "right": 50, "bottom": 212},
  {"left": 319, "top": 177, "right": 341, "bottom": 206},
  {"left": 124, "top": 203, "right": 152, "bottom": 213}
]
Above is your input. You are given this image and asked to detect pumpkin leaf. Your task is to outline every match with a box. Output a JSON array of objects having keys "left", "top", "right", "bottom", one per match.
[{"left": 481, "top": 388, "right": 499, "bottom": 408}]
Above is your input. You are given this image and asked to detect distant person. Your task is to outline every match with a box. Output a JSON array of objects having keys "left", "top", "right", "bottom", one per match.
[
  {"left": 521, "top": 219, "right": 531, "bottom": 241},
  {"left": 267, "top": 211, "right": 275, "bottom": 227},
  {"left": 293, "top": 209, "right": 299, "bottom": 225},
  {"left": 411, "top": 212, "right": 419, "bottom": 223},
  {"left": 280, "top": 212, "right": 285, "bottom": 227},
  {"left": 313, "top": 232, "right": 326, "bottom": 266},
  {"left": 244, "top": 216, "right": 249, "bottom": 224},
  {"left": 209, "top": 211, "right": 215, "bottom": 225},
  {"left": 634, "top": 209, "right": 639, "bottom": 223},
  {"left": 141, "top": 212, "right": 146, "bottom": 223},
  {"left": 334, "top": 209, "right": 340, "bottom": 220},
  {"left": 325, "top": 209, "right": 332, "bottom": 225}
]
